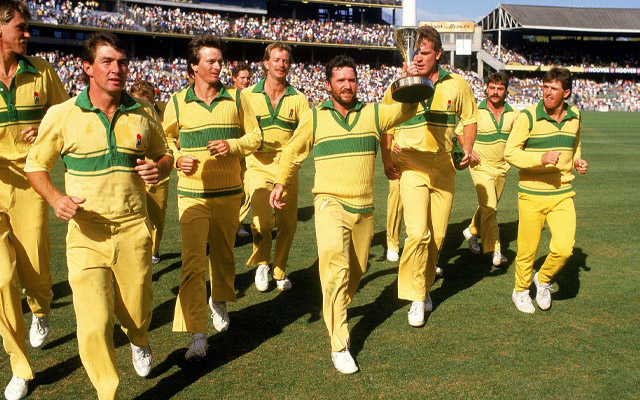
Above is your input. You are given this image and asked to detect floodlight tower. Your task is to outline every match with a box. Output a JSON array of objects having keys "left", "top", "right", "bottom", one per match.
[{"left": 403, "top": 0, "right": 417, "bottom": 26}]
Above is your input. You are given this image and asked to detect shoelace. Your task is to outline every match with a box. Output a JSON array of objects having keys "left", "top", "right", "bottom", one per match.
[
  {"left": 33, "top": 318, "right": 47, "bottom": 334},
  {"left": 134, "top": 348, "right": 151, "bottom": 366}
]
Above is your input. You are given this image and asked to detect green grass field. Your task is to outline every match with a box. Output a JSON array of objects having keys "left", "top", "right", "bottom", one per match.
[{"left": 3, "top": 111, "right": 639, "bottom": 399}]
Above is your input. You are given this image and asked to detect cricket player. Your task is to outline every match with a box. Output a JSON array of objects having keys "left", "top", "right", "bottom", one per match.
[
  {"left": 130, "top": 80, "right": 169, "bottom": 264},
  {"left": 0, "top": 1, "right": 68, "bottom": 398},
  {"left": 26, "top": 32, "right": 173, "bottom": 400},
  {"left": 164, "top": 35, "right": 261, "bottom": 361},
  {"left": 230, "top": 62, "right": 253, "bottom": 238},
  {"left": 244, "top": 42, "right": 310, "bottom": 292},
  {"left": 270, "top": 55, "right": 417, "bottom": 374},
  {"left": 505, "top": 67, "right": 588, "bottom": 313},
  {"left": 381, "top": 25, "right": 478, "bottom": 328},
  {"left": 461, "top": 71, "right": 519, "bottom": 266}
]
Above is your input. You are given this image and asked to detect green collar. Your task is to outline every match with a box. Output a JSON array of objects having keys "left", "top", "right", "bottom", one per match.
[
  {"left": 478, "top": 99, "right": 514, "bottom": 113},
  {"left": 16, "top": 55, "right": 38, "bottom": 75},
  {"left": 75, "top": 87, "right": 141, "bottom": 112},
  {"left": 535, "top": 100, "right": 577, "bottom": 123},
  {"left": 184, "top": 83, "right": 232, "bottom": 103},
  {"left": 434, "top": 66, "right": 450, "bottom": 84},
  {"left": 252, "top": 78, "right": 297, "bottom": 96},
  {"left": 319, "top": 98, "right": 364, "bottom": 112}
]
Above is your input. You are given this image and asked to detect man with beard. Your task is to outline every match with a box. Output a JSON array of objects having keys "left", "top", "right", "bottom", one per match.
[
  {"left": 461, "top": 71, "right": 519, "bottom": 267},
  {"left": 270, "top": 55, "right": 417, "bottom": 374}
]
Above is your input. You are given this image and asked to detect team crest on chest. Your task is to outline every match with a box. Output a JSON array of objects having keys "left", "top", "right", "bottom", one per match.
[
  {"left": 289, "top": 108, "right": 294, "bottom": 118},
  {"left": 447, "top": 100, "right": 452, "bottom": 110},
  {"left": 34, "top": 91, "right": 39, "bottom": 104},
  {"left": 136, "top": 134, "right": 142, "bottom": 148}
]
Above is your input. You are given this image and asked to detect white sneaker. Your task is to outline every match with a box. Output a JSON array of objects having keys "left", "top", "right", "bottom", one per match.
[
  {"left": 435, "top": 265, "right": 443, "bottom": 277},
  {"left": 208, "top": 297, "right": 229, "bottom": 332},
  {"left": 152, "top": 253, "right": 161, "bottom": 264},
  {"left": 4, "top": 376, "right": 28, "bottom": 400},
  {"left": 492, "top": 251, "right": 507, "bottom": 266},
  {"left": 512, "top": 289, "right": 535, "bottom": 314},
  {"left": 237, "top": 227, "right": 250, "bottom": 237},
  {"left": 30, "top": 315, "right": 50, "bottom": 348},
  {"left": 386, "top": 249, "right": 399, "bottom": 262},
  {"left": 255, "top": 264, "right": 270, "bottom": 292},
  {"left": 534, "top": 272, "right": 552, "bottom": 311},
  {"left": 185, "top": 333, "right": 208, "bottom": 360},
  {"left": 463, "top": 228, "right": 481, "bottom": 254},
  {"left": 276, "top": 276, "right": 292, "bottom": 291},
  {"left": 330, "top": 349, "right": 358, "bottom": 374},
  {"left": 131, "top": 343, "right": 152, "bottom": 377},
  {"left": 407, "top": 301, "right": 426, "bottom": 327},
  {"left": 424, "top": 294, "right": 433, "bottom": 312}
]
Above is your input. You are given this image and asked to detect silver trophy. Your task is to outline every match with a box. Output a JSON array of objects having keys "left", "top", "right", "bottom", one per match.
[{"left": 391, "top": 27, "right": 434, "bottom": 103}]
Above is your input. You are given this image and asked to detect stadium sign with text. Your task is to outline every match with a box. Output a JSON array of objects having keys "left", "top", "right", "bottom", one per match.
[
  {"left": 419, "top": 21, "right": 475, "bottom": 33},
  {"left": 583, "top": 67, "right": 638, "bottom": 74}
]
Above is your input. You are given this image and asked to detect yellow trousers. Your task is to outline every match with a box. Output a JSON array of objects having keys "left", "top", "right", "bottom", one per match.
[
  {"left": 0, "top": 166, "right": 53, "bottom": 317},
  {"left": 238, "top": 159, "right": 251, "bottom": 228},
  {"left": 386, "top": 179, "right": 403, "bottom": 253},
  {"left": 0, "top": 211, "right": 33, "bottom": 380},
  {"left": 514, "top": 192, "right": 576, "bottom": 291},
  {"left": 397, "top": 152, "right": 455, "bottom": 301},
  {"left": 67, "top": 215, "right": 153, "bottom": 400},
  {"left": 315, "top": 196, "right": 373, "bottom": 352},
  {"left": 173, "top": 194, "right": 240, "bottom": 333},
  {"left": 146, "top": 178, "right": 169, "bottom": 256},
  {"left": 245, "top": 155, "right": 298, "bottom": 280},
  {"left": 467, "top": 166, "right": 507, "bottom": 254}
]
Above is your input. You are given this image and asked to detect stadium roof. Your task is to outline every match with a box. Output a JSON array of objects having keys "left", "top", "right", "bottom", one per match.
[{"left": 479, "top": 4, "right": 640, "bottom": 34}]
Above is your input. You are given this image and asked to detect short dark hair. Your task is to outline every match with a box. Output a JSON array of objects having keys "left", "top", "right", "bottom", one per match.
[
  {"left": 486, "top": 71, "right": 509, "bottom": 89},
  {"left": 188, "top": 35, "right": 226, "bottom": 70},
  {"left": 81, "top": 32, "right": 129, "bottom": 84},
  {"left": 417, "top": 25, "right": 443, "bottom": 54},
  {"left": 130, "top": 80, "right": 155, "bottom": 102},
  {"left": 543, "top": 67, "right": 572, "bottom": 93},
  {"left": 0, "top": 0, "right": 31, "bottom": 24},
  {"left": 325, "top": 55, "right": 357, "bottom": 82},
  {"left": 232, "top": 61, "right": 250, "bottom": 78}
]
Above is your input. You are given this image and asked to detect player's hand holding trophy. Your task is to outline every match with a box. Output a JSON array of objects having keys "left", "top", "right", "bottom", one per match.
[{"left": 391, "top": 27, "right": 435, "bottom": 103}]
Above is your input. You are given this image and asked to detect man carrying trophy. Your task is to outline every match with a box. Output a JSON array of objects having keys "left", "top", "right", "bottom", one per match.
[{"left": 381, "top": 25, "right": 479, "bottom": 328}]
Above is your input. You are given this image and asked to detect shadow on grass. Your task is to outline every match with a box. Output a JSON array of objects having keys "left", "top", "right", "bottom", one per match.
[
  {"left": 133, "top": 261, "right": 323, "bottom": 399},
  {"left": 529, "top": 247, "right": 589, "bottom": 301}
]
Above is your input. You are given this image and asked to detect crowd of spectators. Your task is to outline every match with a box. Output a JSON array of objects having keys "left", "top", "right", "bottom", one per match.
[{"left": 33, "top": 51, "right": 640, "bottom": 112}]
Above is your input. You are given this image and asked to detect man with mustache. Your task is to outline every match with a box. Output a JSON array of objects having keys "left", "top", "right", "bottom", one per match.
[
  {"left": 26, "top": 32, "right": 173, "bottom": 399},
  {"left": 270, "top": 55, "right": 417, "bottom": 374},
  {"left": 505, "top": 67, "right": 588, "bottom": 313},
  {"left": 461, "top": 71, "right": 519, "bottom": 267},
  {"left": 381, "top": 25, "right": 479, "bottom": 328},
  {"left": 0, "top": 1, "right": 68, "bottom": 398},
  {"left": 243, "top": 42, "right": 309, "bottom": 292}
]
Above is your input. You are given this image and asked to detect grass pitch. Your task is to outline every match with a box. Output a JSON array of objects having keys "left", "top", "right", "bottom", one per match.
[{"left": 2, "top": 111, "right": 639, "bottom": 399}]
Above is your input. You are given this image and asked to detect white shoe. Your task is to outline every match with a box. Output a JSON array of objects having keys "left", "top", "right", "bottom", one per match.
[
  {"left": 424, "top": 294, "right": 433, "bottom": 312},
  {"left": 386, "top": 249, "right": 399, "bottom": 262},
  {"left": 152, "top": 253, "right": 161, "bottom": 264},
  {"left": 237, "top": 227, "right": 250, "bottom": 237},
  {"left": 435, "top": 265, "right": 443, "bottom": 277},
  {"left": 4, "top": 376, "right": 28, "bottom": 400},
  {"left": 534, "top": 272, "right": 552, "bottom": 311},
  {"left": 463, "top": 228, "right": 481, "bottom": 254},
  {"left": 407, "top": 301, "right": 426, "bottom": 327},
  {"left": 492, "top": 251, "right": 507, "bottom": 266},
  {"left": 185, "top": 333, "right": 208, "bottom": 360},
  {"left": 29, "top": 314, "right": 49, "bottom": 348},
  {"left": 208, "top": 297, "right": 229, "bottom": 332},
  {"left": 330, "top": 349, "right": 358, "bottom": 374},
  {"left": 255, "top": 264, "right": 270, "bottom": 292},
  {"left": 512, "top": 289, "right": 535, "bottom": 314},
  {"left": 131, "top": 343, "right": 153, "bottom": 377},
  {"left": 276, "top": 276, "right": 292, "bottom": 291}
]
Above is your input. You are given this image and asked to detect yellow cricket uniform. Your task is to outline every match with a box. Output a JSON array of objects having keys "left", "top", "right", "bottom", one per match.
[
  {"left": 386, "top": 173, "right": 403, "bottom": 254},
  {"left": 505, "top": 100, "right": 582, "bottom": 291},
  {"left": 145, "top": 100, "right": 169, "bottom": 257},
  {"left": 163, "top": 84, "right": 261, "bottom": 334},
  {"left": 386, "top": 67, "right": 478, "bottom": 302},
  {"left": 461, "top": 99, "right": 519, "bottom": 253},
  {"left": 243, "top": 79, "right": 310, "bottom": 279},
  {"left": 0, "top": 55, "right": 68, "bottom": 380},
  {"left": 227, "top": 88, "right": 251, "bottom": 229},
  {"left": 25, "top": 88, "right": 170, "bottom": 400},
  {"left": 277, "top": 98, "right": 417, "bottom": 351}
]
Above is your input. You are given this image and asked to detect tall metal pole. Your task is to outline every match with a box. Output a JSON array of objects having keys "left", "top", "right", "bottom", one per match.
[
  {"left": 403, "top": 0, "right": 417, "bottom": 27},
  {"left": 498, "top": 7, "right": 502, "bottom": 60}
]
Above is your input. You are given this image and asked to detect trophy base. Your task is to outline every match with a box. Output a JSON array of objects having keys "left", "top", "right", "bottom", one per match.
[{"left": 391, "top": 76, "right": 434, "bottom": 103}]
